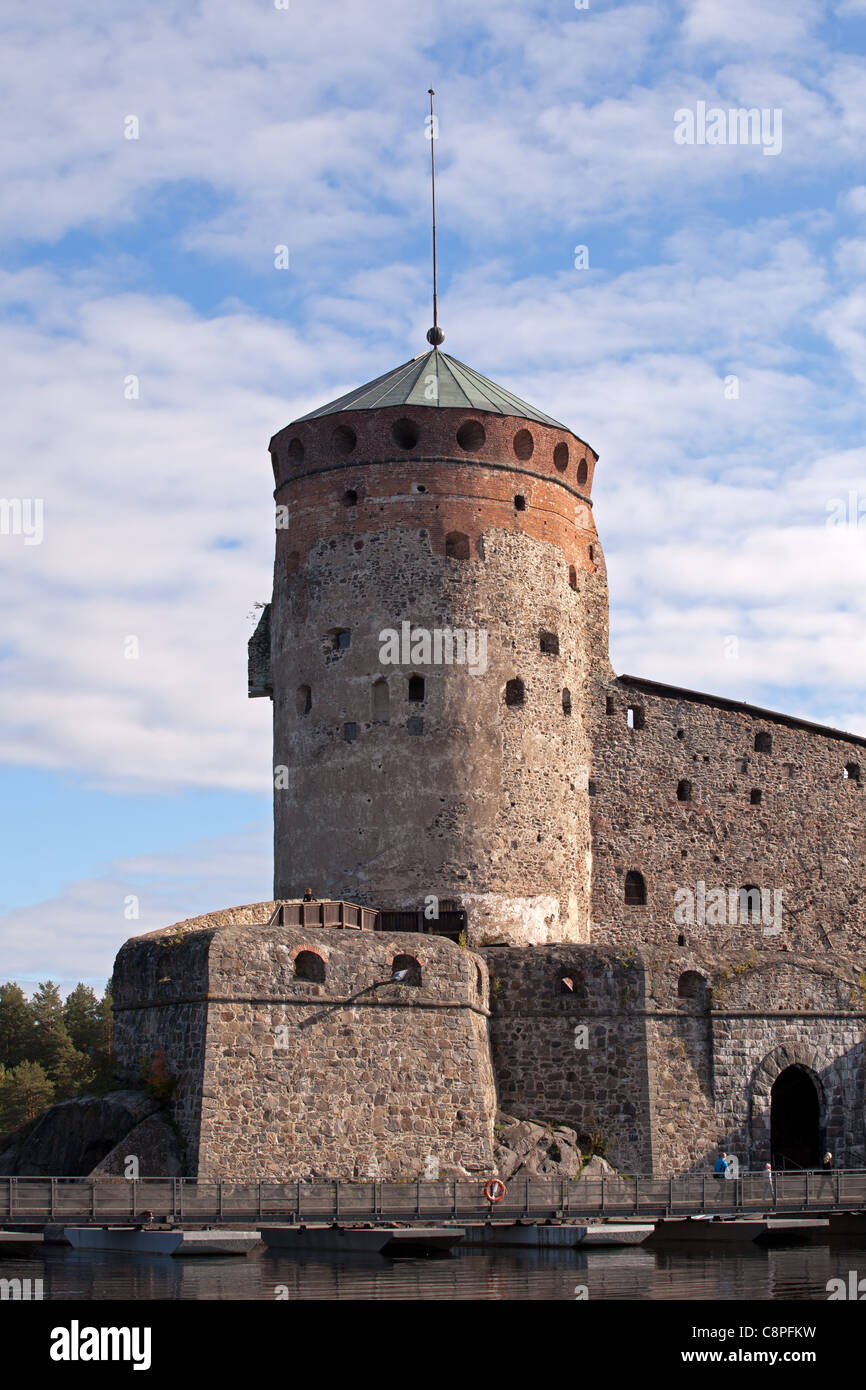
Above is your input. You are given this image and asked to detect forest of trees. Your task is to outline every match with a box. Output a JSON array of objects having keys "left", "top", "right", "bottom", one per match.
[{"left": 0, "top": 981, "right": 114, "bottom": 1138}]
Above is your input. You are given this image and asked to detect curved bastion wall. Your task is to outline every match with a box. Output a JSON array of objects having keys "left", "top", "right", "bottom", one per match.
[{"left": 112, "top": 914, "right": 497, "bottom": 1180}]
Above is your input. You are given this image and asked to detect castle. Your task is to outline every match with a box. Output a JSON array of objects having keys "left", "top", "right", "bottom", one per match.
[{"left": 112, "top": 339, "right": 866, "bottom": 1180}]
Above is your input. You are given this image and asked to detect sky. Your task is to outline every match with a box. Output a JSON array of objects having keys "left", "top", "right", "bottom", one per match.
[{"left": 2, "top": 0, "right": 865, "bottom": 992}]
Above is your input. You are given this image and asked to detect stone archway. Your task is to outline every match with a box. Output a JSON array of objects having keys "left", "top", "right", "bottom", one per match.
[
  {"left": 749, "top": 1044, "right": 827, "bottom": 1167},
  {"left": 770, "top": 1066, "right": 821, "bottom": 1169}
]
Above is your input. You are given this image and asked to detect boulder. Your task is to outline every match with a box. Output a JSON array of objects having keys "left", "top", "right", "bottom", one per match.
[
  {"left": 494, "top": 1116, "right": 584, "bottom": 1181},
  {"left": 578, "top": 1154, "right": 617, "bottom": 1178}
]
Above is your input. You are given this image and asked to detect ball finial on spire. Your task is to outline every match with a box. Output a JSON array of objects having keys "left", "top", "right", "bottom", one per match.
[{"left": 427, "top": 326, "right": 445, "bottom": 346}]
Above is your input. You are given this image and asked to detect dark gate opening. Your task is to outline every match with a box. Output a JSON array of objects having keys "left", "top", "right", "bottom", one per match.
[{"left": 770, "top": 1065, "right": 821, "bottom": 1170}]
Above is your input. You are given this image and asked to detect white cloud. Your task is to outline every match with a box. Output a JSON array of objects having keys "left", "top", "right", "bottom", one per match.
[{"left": 0, "top": 824, "right": 271, "bottom": 993}]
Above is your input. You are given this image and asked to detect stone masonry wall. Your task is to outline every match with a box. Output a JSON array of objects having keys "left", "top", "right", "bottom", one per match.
[
  {"left": 112, "top": 928, "right": 215, "bottom": 1171},
  {"left": 642, "top": 949, "right": 865, "bottom": 1172},
  {"left": 590, "top": 677, "right": 866, "bottom": 957},
  {"left": 483, "top": 945, "right": 655, "bottom": 1173},
  {"left": 114, "top": 916, "right": 497, "bottom": 1181},
  {"left": 197, "top": 926, "right": 496, "bottom": 1179}
]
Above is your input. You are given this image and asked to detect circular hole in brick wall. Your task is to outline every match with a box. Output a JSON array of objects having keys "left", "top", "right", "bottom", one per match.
[
  {"left": 332, "top": 424, "right": 357, "bottom": 456},
  {"left": 392, "top": 418, "right": 419, "bottom": 449},
  {"left": 456, "top": 419, "right": 486, "bottom": 452},
  {"left": 513, "top": 428, "right": 534, "bottom": 461},
  {"left": 553, "top": 442, "right": 569, "bottom": 472},
  {"left": 577, "top": 459, "right": 588, "bottom": 485},
  {"left": 288, "top": 437, "right": 305, "bottom": 463},
  {"left": 343, "top": 488, "right": 358, "bottom": 506}
]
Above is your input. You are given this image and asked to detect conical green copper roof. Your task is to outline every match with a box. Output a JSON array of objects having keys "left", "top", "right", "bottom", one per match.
[{"left": 293, "top": 349, "right": 568, "bottom": 429}]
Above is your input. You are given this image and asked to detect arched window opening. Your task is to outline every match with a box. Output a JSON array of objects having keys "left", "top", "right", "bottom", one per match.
[
  {"left": 408, "top": 674, "right": 425, "bottom": 702},
  {"left": 296, "top": 684, "right": 311, "bottom": 716},
  {"left": 287, "top": 437, "right": 304, "bottom": 463},
  {"left": 625, "top": 872, "right": 647, "bottom": 906},
  {"left": 391, "top": 418, "right": 419, "bottom": 449},
  {"left": 677, "top": 779, "right": 692, "bottom": 802},
  {"left": 844, "top": 762, "right": 861, "bottom": 782},
  {"left": 677, "top": 971, "right": 708, "bottom": 1008},
  {"left": 568, "top": 565, "right": 577, "bottom": 590},
  {"left": 294, "top": 950, "right": 325, "bottom": 983},
  {"left": 553, "top": 442, "right": 568, "bottom": 472},
  {"left": 605, "top": 696, "right": 614, "bottom": 716},
  {"left": 514, "top": 494, "right": 527, "bottom": 511},
  {"left": 372, "top": 678, "right": 390, "bottom": 722},
  {"left": 625, "top": 870, "right": 647, "bottom": 906},
  {"left": 558, "top": 968, "right": 586, "bottom": 996},
  {"left": 456, "top": 420, "right": 485, "bottom": 453},
  {"left": 504, "top": 677, "right": 525, "bottom": 707},
  {"left": 738, "top": 885, "right": 762, "bottom": 924},
  {"left": 577, "top": 459, "right": 588, "bottom": 486},
  {"left": 332, "top": 425, "right": 357, "bottom": 456},
  {"left": 539, "top": 631, "right": 559, "bottom": 655},
  {"left": 754, "top": 731, "right": 772, "bottom": 753},
  {"left": 445, "top": 530, "right": 470, "bottom": 560},
  {"left": 588, "top": 544, "right": 595, "bottom": 562},
  {"left": 391, "top": 953, "right": 422, "bottom": 987},
  {"left": 562, "top": 688, "right": 572, "bottom": 716},
  {"left": 342, "top": 488, "right": 358, "bottom": 507},
  {"left": 475, "top": 964, "right": 484, "bottom": 996},
  {"left": 513, "top": 429, "right": 534, "bottom": 461}
]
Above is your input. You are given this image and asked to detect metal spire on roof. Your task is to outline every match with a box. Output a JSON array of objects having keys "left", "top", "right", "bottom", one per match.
[{"left": 426, "top": 88, "right": 445, "bottom": 348}]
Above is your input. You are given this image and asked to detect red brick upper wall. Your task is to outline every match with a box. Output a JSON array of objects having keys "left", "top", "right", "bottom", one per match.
[
  {"left": 269, "top": 405, "right": 598, "bottom": 500},
  {"left": 267, "top": 406, "right": 601, "bottom": 572}
]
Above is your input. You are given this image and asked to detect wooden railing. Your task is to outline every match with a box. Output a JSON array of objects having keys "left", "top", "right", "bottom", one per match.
[
  {"left": 2, "top": 1171, "right": 865, "bottom": 1227},
  {"left": 265, "top": 900, "right": 379, "bottom": 932}
]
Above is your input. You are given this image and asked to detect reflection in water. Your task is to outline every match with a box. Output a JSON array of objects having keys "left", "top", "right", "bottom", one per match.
[{"left": 2, "top": 1242, "right": 864, "bottom": 1301}]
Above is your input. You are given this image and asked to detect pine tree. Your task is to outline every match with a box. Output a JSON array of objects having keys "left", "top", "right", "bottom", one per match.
[
  {"left": 63, "top": 983, "right": 103, "bottom": 1054},
  {"left": 0, "top": 1060, "right": 55, "bottom": 1134},
  {"left": 29, "top": 981, "right": 87, "bottom": 1099},
  {"left": 0, "top": 982, "right": 37, "bottom": 1068}
]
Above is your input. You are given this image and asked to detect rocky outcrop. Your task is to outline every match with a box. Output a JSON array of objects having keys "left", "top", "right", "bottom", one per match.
[
  {"left": 0, "top": 1091, "right": 183, "bottom": 1176},
  {"left": 493, "top": 1112, "right": 617, "bottom": 1181},
  {"left": 91, "top": 1112, "right": 184, "bottom": 1177}
]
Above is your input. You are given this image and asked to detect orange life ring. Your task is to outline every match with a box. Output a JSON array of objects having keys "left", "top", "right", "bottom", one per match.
[{"left": 484, "top": 1178, "right": 506, "bottom": 1203}]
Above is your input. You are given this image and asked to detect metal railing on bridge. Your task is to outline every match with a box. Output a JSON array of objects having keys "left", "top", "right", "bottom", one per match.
[{"left": 2, "top": 1171, "right": 865, "bottom": 1228}]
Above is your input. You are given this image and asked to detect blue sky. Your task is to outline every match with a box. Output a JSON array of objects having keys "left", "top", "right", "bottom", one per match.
[{"left": 2, "top": 0, "right": 866, "bottom": 990}]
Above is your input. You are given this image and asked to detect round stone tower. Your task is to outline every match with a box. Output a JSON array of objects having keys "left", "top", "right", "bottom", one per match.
[{"left": 254, "top": 346, "right": 612, "bottom": 946}]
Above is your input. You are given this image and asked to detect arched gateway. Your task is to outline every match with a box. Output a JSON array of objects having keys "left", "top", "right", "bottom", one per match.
[{"left": 770, "top": 1065, "right": 822, "bottom": 1170}]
